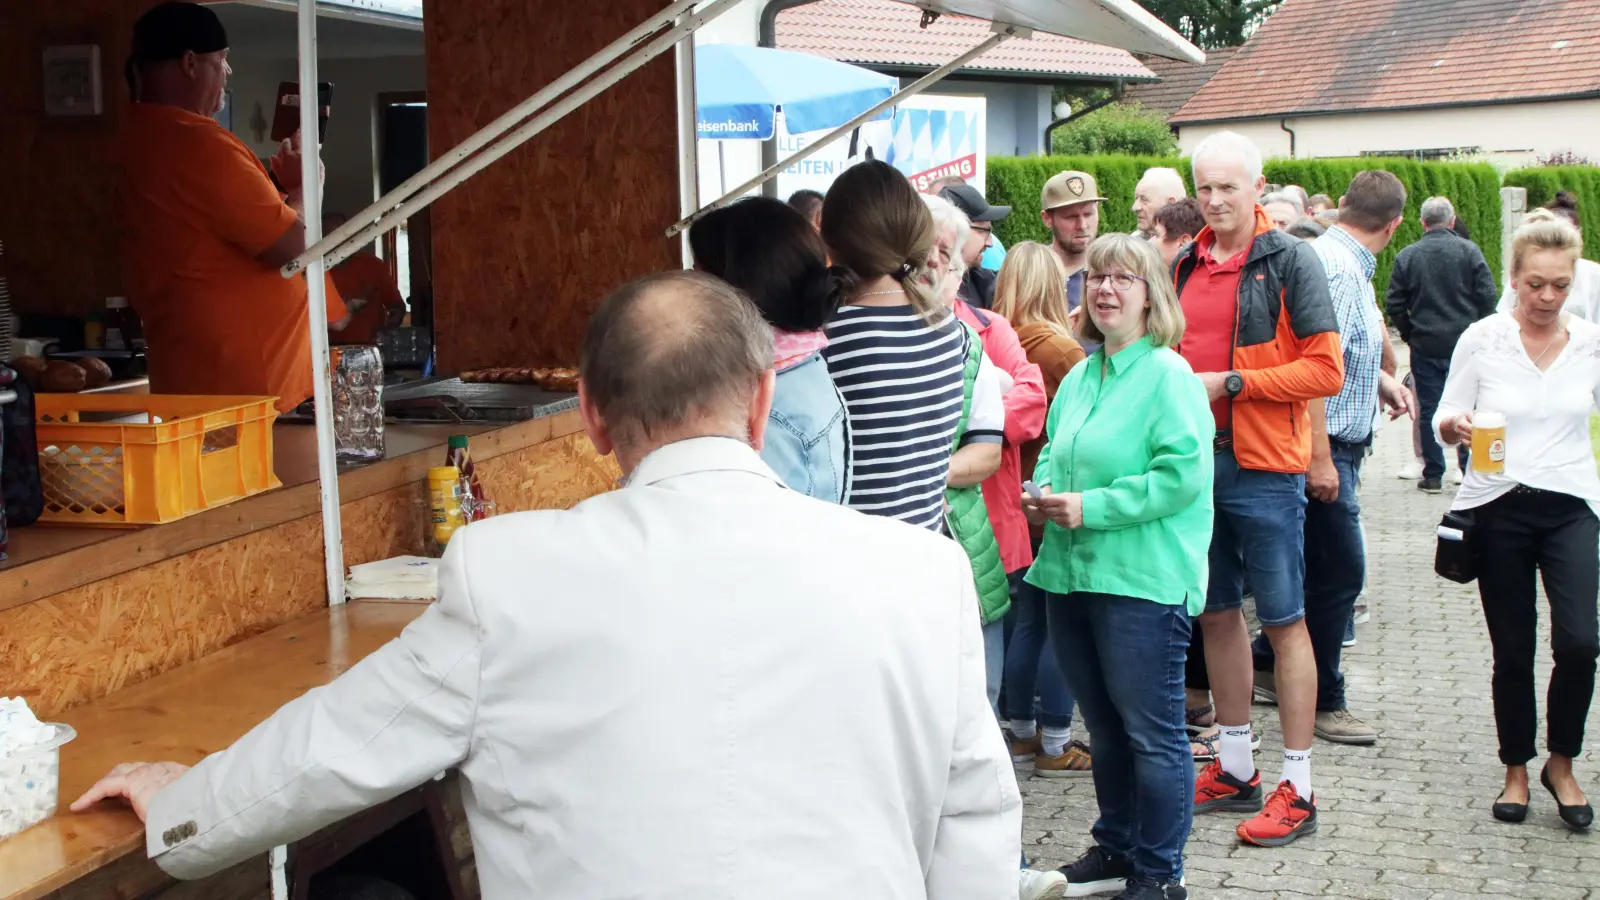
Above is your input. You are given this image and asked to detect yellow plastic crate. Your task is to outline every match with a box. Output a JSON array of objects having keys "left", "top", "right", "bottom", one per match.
[{"left": 34, "top": 394, "right": 282, "bottom": 526}]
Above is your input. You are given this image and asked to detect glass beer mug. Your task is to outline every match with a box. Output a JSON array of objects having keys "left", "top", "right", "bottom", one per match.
[
  {"left": 1470, "top": 410, "right": 1506, "bottom": 474},
  {"left": 331, "top": 345, "right": 386, "bottom": 463}
]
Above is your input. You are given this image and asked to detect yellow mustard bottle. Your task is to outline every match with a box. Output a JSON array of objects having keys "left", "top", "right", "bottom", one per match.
[{"left": 427, "top": 465, "right": 466, "bottom": 550}]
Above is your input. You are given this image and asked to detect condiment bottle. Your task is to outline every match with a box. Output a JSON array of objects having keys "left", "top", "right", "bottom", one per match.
[
  {"left": 444, "top": 435, "right": 488, "bottom": 521},
  {"left": 427, "top": 465, "right": 466, "bottom": 553},
  {"left": 83, "top": 313, "right": 105, "bottom": 350},
  {"left": 103, "top": 297, "right": 142, "bottom": 351}
]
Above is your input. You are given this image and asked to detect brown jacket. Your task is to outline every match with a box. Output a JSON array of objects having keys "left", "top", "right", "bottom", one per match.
[{"left": 1014, "top": 322, "right": 1086, "bottom": 479}]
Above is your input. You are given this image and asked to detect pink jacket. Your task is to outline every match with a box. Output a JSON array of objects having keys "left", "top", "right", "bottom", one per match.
[{"left": 955, "top": 302, "right": 1047, "bottom": 574}]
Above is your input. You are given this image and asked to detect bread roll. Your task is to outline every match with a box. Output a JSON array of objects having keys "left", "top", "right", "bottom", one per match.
[
  {"left": 75, "top": 356, "right": 113, "bottom": 388},
  {"left": 11, "top": 355, "right": 49, "bottom": 388},
  {"left": 40, "top": 360, "right": 88, "bottom": 393}
]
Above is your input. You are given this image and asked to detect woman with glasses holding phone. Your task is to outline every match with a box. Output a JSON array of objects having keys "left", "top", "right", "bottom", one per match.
[{"left": 1022, "top": 234, "right": 1213, "bottom": 899}]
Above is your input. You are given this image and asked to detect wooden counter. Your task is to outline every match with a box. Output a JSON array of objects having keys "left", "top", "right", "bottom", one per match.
[
  {"left": 0, "top": 601, "right": 432, "bottom": 900},
  {"left": 0, "top": 409, "right": 619, "bottom": 721}
]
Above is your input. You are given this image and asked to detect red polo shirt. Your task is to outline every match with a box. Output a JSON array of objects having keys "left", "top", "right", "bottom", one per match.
[{"left": 1178, "top": 231, "right": 1247, "bottom": 431}]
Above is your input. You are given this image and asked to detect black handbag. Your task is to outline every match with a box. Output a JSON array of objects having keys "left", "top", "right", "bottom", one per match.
[{"left": 1434, "top": 509, "right": 1478, "bottom": 583}]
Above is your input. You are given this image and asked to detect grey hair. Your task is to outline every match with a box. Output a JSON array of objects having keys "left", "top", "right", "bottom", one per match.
[
  {"left": 921, "top": 192, "right": 971, "bottom": 257},
  {"left": 1138, "top": 167, "right": 1188, "bottom": 198},
  {"left": 580, "top": 271, "right": 772, "bottom": 446},
  {"left": 1420, "top": 196, "right": 1455, "bottom": 229},
  {"left": 1262, "top": 191, "right": 1306, "bottom": 216},
  {"left": 1190, "top": 131, "right": 1264, "bottom": 185}
]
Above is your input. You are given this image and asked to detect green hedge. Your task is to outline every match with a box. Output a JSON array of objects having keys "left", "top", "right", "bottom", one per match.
[
  {"left": 989, "top": 155, "right": 1504, "bottom": 305},
  {"left": 1503, "top": 165, "right": 1600, "bottom": 262}
]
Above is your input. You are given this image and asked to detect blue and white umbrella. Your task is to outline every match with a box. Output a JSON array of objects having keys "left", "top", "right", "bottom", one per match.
[
  {"left": 696, "top": 44, "right": 897, "bottom": 140},
  {"left": 695, "top": 44, "right": 897, "bottom": 194}
]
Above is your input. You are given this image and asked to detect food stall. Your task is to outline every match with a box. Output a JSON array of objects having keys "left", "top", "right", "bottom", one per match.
[{"left": 0, "top": 1, "right": 1200, "bottom": 898}]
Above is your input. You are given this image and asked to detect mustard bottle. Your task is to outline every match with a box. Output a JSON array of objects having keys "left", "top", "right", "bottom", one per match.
[{"left": 427, "top": 465, "right": 466, "bottom": 550}]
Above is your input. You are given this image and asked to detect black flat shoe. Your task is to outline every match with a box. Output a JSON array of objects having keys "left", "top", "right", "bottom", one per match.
[
  {"left": 1541, "top": 767, "right": 1594, "bottom": 831},
  {"left": 1492, "top": 792, "right": 1528, "bottom": 823}
]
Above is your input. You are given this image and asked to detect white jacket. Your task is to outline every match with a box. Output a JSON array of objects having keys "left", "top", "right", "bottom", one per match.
[{"left": 145, "top": 436, "right": 1022, "bottom": 899}]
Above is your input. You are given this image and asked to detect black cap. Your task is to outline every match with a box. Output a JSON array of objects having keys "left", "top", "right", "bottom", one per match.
[
  {"left": 131, "top": 2, "right": 229, "bottom": 66},
  {"left": 939, "top": 184, "right": 1010, "bottom": 223}
]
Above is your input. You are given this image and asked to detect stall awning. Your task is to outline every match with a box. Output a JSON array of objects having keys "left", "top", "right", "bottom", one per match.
[{"left": 920, "top": 1, "right": 1203, "bottom": 63}]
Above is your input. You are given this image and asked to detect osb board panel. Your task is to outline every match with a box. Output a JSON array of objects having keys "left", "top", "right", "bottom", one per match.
[
  {"left": 424, "top": 0, "right": 679, "bottom": 372},
  {"left": 0, "top": 1, "right": 157, "bottom": 318},
  {"left": 342, "top": 481, "right": 430, "bottom": 566},
  {"left": 0, "top": 480, "right": 421, "bottom": 719},
  {"left": 476, "top": 431, "right": 619, "bottom": 513}
]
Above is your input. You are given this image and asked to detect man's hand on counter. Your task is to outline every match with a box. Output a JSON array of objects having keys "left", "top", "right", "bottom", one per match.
[{"left": 70, "top": 761, "right": 190, "bottom": 823}]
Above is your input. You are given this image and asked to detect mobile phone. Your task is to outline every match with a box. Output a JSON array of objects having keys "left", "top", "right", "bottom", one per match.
[
  {"left": 271, "top": 80, "right": 334, "bottom": 143},
  {"left": 1022, "top": 480, "right": 1044, "bottom": 500}
]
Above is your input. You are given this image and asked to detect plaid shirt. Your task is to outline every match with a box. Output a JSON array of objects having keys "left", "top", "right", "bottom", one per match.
[{"left": 1313, "top": 226, "right": 1384, "bottom": 443}]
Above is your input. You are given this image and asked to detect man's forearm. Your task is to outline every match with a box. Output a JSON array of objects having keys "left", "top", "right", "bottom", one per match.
[
  {"left": 1380, "top": 327, "right": 1398, "bottom": 376},
  {"left": 1309, "top": 397, "right": 1332, "bottom": 462}
]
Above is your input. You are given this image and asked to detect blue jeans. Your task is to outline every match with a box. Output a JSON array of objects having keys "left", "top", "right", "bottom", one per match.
[
  {"left": 1253, "top": 439, "right": 1367, "bottom": 710},
  {"left": 1206, "top": 449, "right": 1308, "bottom": 627},
  {"left": 1411, "top": 350, "right": 1469, "bottom": 480},
  {"left": 984, "top": 618, "right": 1006, "bottom": 717},
  {"left": 1003, "top": 568, "right": 1074, "bottom": 728},
  {"left": 1049, "top": 592, "right": 1192, "bottom": 884}
]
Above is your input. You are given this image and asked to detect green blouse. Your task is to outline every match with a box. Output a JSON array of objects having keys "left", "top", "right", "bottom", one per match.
[{"left": 1024, "top": 336, "right": 1215, "bottom": 615}]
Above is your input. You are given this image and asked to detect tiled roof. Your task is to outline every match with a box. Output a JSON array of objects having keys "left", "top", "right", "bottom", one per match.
[
  {"left": 1120, "top": 47, "right": 1239, "bottom": 118},
  {"left": 1171, "top": 0, "right": 1600, "bottom": 124},
  {"left": 776, "top": 0, "right": 1157, "bottom": 82}
]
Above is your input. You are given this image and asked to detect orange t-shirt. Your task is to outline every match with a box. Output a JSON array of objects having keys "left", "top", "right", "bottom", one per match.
[
  {"left": 115, "top": 103, "right": 347, "bottom": 412},
  {"left": 331, "top": 251, "right": 405, "bottom": 345}
]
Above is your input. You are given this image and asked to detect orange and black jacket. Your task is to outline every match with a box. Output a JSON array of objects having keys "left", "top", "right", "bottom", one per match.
[{"left": 1172, "top": 209, "right": 1345, "bottom": 475}]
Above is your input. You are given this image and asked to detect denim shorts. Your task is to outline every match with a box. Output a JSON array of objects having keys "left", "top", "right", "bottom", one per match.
[{"left": 1204, "top": 449, "right": 1307, "bottom": 627}]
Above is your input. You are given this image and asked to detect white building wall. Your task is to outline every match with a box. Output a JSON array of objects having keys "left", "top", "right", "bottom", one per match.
[
  {"left": 938, "top": 79, "right": 1053, "bottom": 157},
  {"left": 1177, "top": 98, "right": 1600, "bottom": 166}
]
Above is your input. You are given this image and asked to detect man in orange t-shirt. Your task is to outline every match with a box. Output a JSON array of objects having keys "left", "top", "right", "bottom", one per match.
[
  {"left": 116, "top": 2, "right": 347, "bottom": 413},
  {"left": 325, "top": 214, "right": 406, "bottom": 345}
]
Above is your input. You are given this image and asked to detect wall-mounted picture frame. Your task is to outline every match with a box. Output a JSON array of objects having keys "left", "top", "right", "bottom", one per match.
[{"left": 42, "top": 45, "right": 103, "bottom": 117}]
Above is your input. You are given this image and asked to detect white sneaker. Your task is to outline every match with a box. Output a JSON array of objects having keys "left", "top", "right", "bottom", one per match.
[
  {"left": 1019, "top": 868, "right": 1068, "bottom": 900},
  {"left": 1447, "top": 467, "right": 1464, "bottom": 485},
  {"left": 1396, "top": 459, "right": 1424, "bottom": 479}
]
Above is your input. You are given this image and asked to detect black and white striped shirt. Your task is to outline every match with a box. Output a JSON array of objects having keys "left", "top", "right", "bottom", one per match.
[{"left": 824, "top": 304, "right": 974, "bottom": 530}]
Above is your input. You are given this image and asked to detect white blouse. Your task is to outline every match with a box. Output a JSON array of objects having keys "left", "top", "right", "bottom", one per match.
[
  {"left": 1497, "top": 257, "right": 1600, "bottom": 322},
  {"left": 1434, "top": 312, "right": 1600, "bottom": 517}
]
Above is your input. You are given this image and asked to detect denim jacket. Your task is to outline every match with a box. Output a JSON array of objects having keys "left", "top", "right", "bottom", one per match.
[{"left": 762, "top": 352, "right": 848, "bottom": 504}]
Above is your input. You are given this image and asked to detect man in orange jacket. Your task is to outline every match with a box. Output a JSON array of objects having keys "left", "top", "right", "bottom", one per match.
[{"left": 1171, "top": 132, "right": 1344, "bottom": 850}]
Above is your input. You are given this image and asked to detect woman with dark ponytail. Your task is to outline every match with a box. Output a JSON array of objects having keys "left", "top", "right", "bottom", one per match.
[
  {"left": 820, "top": 160, "right": 1004, "bottom": 531},
  {"left": 689, "top": 197, "right": 848, "bottom": 503}
]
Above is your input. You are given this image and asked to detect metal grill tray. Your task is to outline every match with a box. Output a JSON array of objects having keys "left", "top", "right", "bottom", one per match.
[{"left": 280, "top": 377, "right": 577, "bottom": 425}]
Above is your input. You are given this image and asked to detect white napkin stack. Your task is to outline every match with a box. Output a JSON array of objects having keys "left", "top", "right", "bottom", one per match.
[{"left": 346, "top": 556, "right": 440, "bottom": 601}]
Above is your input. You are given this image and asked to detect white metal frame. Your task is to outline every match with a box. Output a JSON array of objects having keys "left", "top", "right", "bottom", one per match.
[
  {"left": 298, "top": 0, "right": 345, "bottom": 607},
  {"left": 664, "top": 20, "right": 1030, "bottom": 238}
]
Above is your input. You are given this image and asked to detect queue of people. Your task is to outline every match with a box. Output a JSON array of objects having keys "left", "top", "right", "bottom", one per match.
[{"left": 72, "top": 111, "right": 1598, "bottom": 900}]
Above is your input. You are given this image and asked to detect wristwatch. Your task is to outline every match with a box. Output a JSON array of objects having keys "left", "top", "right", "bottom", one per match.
[{"left": 1224, "top": 371, "right": 1245, "bottom": 398}]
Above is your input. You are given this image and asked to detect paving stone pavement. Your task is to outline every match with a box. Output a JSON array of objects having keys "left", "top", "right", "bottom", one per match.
[{"left": 1016, "top": 362, "right": 1600, "bottom": 898}]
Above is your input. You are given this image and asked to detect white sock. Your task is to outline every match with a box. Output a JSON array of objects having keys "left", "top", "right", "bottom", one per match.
[
  {"left": 1219, "top": 723, "right": 1255, "bottom": 782},
  {"left": 1041, "top": 726, "right": 1073, "bottom": 757},
  {"left": 1009, "top": 719, "right": 1037, "bottom": 740},
  {"left": 1281, "top": 747, "right": 1312, "bottom": 799}
]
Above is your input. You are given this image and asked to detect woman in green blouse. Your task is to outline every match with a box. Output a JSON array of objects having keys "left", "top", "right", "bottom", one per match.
[{"left": 1022, "top": 233, "right": 1214, "bottom": 898}]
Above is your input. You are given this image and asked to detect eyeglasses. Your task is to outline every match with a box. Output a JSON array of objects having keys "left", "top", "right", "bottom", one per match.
[{"left": 1086, "top": 272, "right": 1147, "bottom": 290}]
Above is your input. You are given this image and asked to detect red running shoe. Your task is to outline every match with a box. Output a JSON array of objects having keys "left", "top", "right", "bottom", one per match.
[
  {"left": 1194, "top": 761, "right": 1264, "bottom": 814},
  {"left": 1237, "top": 781, "right": 1319, "bottom": 847}
]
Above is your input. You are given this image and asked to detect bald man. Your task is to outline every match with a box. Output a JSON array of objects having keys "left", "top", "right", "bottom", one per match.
[
  {"left": 74, "top": 271, "right": 1022, "bottom": 900},
  {"left": 1132, "top": 167, "right": 1188, "bottom": 239}
]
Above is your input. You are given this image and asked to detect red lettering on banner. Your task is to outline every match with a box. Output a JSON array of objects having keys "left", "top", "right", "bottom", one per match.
[{"left": 909, "top": 154, "right": 978, "bottom": 192}]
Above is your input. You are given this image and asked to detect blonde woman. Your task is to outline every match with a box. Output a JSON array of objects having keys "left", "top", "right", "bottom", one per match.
[
  {"left": 992, "top": 241, "right": 1091, "bottom": 776},
  {"left": 1023, "top": 233, "right": 1213, "bottom": 897},
  {"left": 1437, "top": 217, "right": 1599, "bottom": 831}
]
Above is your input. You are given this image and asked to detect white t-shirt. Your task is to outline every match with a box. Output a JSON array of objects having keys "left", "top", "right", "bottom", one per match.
[
  {"left": 962, "top": 351, "right": 1006, "bottom": 444},
  {"left": 1434, "top": 312, "right": 1600, "bottom": 517},
  {"left": 1496, "top": 257, "right": 1600, "bottom": 322}
]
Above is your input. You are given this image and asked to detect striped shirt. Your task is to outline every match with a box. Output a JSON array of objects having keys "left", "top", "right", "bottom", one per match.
[{"left": 824, "top": 304, "right": 974, "bottom": 530}]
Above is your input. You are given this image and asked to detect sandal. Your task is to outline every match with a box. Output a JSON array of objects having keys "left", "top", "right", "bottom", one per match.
[
  {"left": 1189, "top": 725, "right": 1262, "bottom": 764},
  {"left": 1186, "top": 703, "right": 1215, "bottom": 736}
]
